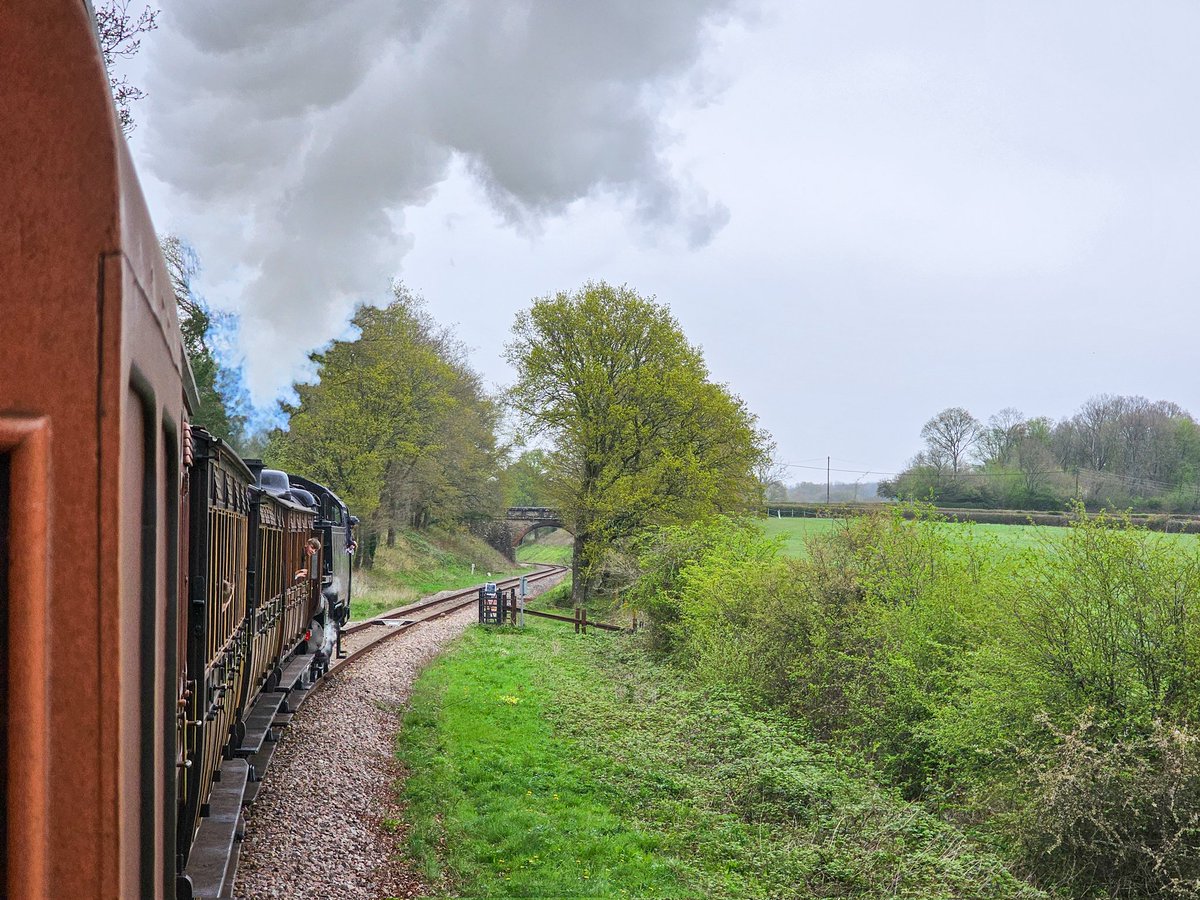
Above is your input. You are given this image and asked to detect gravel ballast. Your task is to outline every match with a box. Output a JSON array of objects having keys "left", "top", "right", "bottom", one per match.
[{"left": 235, "top": 571, "right": 565, "bottom": 899}]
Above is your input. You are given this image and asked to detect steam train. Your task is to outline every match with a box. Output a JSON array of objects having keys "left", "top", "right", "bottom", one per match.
[{"left": 0, "top": 2, "right": 355, "bottom": 896}]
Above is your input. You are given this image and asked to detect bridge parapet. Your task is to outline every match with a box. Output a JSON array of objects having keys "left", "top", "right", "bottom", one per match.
[{"left": 506, "top": 506, "right": 562, "bottom": 523}]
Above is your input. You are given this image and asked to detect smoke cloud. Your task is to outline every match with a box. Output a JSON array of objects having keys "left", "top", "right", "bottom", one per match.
[{"left": 144, "top": 0, "right": 742, "bottom": 404}]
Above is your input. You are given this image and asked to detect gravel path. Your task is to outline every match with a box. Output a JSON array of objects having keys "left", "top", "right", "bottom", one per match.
[{"left": 235, "top": 571, "right": 565, "bottom": 900}]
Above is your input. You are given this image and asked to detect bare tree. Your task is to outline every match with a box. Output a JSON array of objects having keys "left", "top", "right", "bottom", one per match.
[
  {"left": 975, "top": 407, "right": 1026, "bottom": 465},
  {"left": 920, "top": 407, "right": 980, "bottom": 476},
  {"left": 1071, "top": 394, "right": 1124, "bottom": 472},
  {"left": 93, "top": 1, "right": 159, "bottom": 135}
]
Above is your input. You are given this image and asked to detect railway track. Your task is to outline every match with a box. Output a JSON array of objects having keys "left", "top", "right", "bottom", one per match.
[
  {"left": 184, "top": 563, "right": 568, "bottom": 899},
  {"left": 335, "top": 562, "right": 568, "bottom": 666}
]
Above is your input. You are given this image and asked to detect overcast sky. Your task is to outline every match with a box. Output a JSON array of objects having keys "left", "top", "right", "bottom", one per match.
[{"left": 128, "top": 1, "right": 1200, "bottom": 479}]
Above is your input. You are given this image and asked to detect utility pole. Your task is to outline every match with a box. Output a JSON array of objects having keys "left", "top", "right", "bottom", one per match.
[{"left": 827, "top": 456, "right": 831, "bottom": 504}]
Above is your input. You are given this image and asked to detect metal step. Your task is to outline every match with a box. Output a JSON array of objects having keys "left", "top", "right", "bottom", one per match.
[
  {"left": 244, "top": 713, "right": 297, "bottom": 791},
  {"left": 275, "top": 651, "right": 314, "bottom": 694},
  {"left": 243, "top": 779, "right": 261, "bottom": 805},
  {"left": 183, "top": 758, "right": 248, "bottom": 900},
  {"left": 233, "top": 692, "right": 285, "bottom": 757}
]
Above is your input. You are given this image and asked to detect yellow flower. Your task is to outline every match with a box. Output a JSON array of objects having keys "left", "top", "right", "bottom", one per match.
[{"left": 502, "top": 695, "right": 521, "bottom": 705}]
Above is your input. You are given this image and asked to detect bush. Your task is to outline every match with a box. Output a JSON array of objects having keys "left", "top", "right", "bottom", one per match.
[
  {"left": 633, "top": 508, "right": 1009, "bottom": 797},
  {"left": 1019, "top": 716, "right": 1200, "bottom": 898},
  {"left": 628, "top": 509, "right": 1200, "bottom": 897},
  {"left": 1013, "top": 510, "right": 1200, "bottom": 727}
]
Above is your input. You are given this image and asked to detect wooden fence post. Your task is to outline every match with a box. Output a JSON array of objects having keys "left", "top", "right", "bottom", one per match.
[{"left": 581, "top": 607, "right": 588, "bottom": 634}]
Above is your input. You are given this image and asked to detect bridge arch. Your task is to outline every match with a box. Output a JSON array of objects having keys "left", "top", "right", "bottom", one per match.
[{"left": 505, "top": 507, "right": 571, "bottom": 548}]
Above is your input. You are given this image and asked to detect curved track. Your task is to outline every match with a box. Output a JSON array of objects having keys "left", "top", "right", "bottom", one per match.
[
  {"left": 185, "top": 563, "right": 568, "bottom": 898},
  {"left": 333, "top": 563, "right": 568, "bottom": 669}
]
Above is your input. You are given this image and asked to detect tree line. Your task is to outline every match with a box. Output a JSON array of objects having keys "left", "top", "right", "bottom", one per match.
[
  {"left": 172, "top": 261, "right": 770, "bottom": 579},
  {"left": 882, "top": 397, "right": 1200, "bottom": 511}
]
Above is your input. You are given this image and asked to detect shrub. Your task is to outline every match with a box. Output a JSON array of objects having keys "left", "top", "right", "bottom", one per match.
[
  {"left": 626, "top": 516, "right": 779, "bottom": 653},
  {"left": 1018, "top": 715, "right": 1200, "bottom": 898},
  {"left": 1013, "top": 510, "right": 1200, "bottom": 727},
  {"left": 628, "top": 509, "right": 1200, "bottom": 896}
]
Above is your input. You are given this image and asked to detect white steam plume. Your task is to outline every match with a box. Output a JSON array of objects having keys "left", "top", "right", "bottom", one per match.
[{"left": 144, "top": 0, "right": 743, "bottom": 405}]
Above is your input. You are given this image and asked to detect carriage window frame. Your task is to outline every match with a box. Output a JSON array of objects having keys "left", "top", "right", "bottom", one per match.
[
  {"left": 0, "top": 450, "right": 9, "bottom": 889},
  {"left": 0, "top": 417, "right": 49, "bottom": 894}
]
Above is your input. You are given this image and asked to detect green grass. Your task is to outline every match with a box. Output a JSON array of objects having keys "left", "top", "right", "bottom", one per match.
[
  {"left": 760, "top": 516, "right": 842, "bottom": 556},
  {"left": 396, "top": 620, "right": 1044, "bottom": 899},
  {"left": 515, "top": 542, "right": 573, "bottom": 565},
  {"left": 762, "top": 514, "right": 1199, "bottom": 559},
  {"left": 517, "top": 528, "right": 574, "bottom": 565},
  {"left": 350, "top": 529, "right": 522, "bottom": 620},
  {"left": 761, "top": 515, "right": 1048, "bottom": 558}
]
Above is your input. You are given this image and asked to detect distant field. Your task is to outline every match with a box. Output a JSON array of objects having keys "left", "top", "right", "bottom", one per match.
[
  {"left": 761, "top": 516, "right": 843, "bottom": 556},
  {"left": 761, "top": 514, "right": 1199, "bottom": 558}
]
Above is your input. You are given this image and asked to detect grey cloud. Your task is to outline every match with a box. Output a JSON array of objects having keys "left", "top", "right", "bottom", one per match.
[{"left": 145, "top": 0, "right": 742, "bottom": 402}]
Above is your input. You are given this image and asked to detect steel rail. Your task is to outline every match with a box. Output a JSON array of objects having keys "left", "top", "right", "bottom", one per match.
[
  {"left": 332, "top": 564, "right": 568, "bottom": 667},
  {"left": 199, "top": 562, "right": 568, "bottom": 899}
]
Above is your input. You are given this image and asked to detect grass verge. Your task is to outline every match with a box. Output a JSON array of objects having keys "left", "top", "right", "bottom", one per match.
[
  {"left": 396, "top": 619, "right": 1044, "bottom": 899},
  {"left": 516, "top": 529, "right": 574, "bottom": 565}
]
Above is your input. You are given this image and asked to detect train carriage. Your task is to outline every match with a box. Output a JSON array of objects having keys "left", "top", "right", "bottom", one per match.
[
  {"left": 245, "top": 484, "right": 319, "bottom": 702},
  {"left": 0, "top": 3, "right": 360, "bottom": 896},
  {"left": 285, "top": 473, "right": 356, "bottom": 666},
  {"left": 179, "top": 428, "right": 253, "bottom": 870},
  {"left": 1, "top": 1, "right": 194, "bottom": 895}
]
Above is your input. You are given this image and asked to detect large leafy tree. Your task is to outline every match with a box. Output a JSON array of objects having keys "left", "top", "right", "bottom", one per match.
[
  {"left": 506, "top": 281, "right": 770, "bottom": 603},
  {"left": 269, "top": 285, "right": 504, "bottom": 563}
]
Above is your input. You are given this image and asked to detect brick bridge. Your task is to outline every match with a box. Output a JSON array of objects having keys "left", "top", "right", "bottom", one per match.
[{"left": 473, "top": 507, "right": 568, "bottom": 561}]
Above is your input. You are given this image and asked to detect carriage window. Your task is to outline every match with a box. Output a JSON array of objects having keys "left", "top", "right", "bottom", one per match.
[{"left": 0, "top": 452, "right": 10, "bottom": 889}]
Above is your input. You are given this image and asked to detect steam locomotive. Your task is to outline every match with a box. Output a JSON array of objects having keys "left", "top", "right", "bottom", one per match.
[{"left": 0, "top": 2, "right": 355, "bottom": 896}]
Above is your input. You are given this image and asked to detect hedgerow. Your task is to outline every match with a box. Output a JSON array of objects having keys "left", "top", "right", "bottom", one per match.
[{"left": 629, "top": 507, "right": 1200, "bottom": 898}]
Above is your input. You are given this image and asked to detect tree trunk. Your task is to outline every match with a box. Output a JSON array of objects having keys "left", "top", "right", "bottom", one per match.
[{"left": 386, "top": 526, "right": 395, "bottom": 548}]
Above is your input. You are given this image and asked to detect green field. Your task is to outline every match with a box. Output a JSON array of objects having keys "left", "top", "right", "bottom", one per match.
[
  {"left": 517, "top": 516, "right": 1166, "bottom": 568},
  {"left": 761, "top": 514, "right": 1200, "bottom": 558}
]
